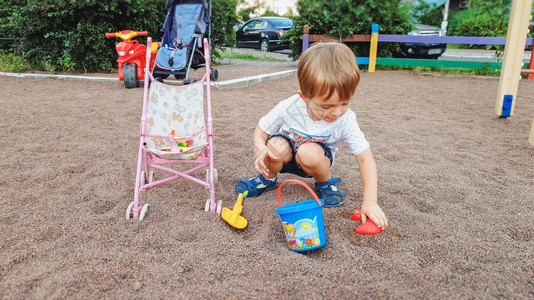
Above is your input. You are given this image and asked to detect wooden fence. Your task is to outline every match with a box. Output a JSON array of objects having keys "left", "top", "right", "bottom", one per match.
[{"left": 302, "top": 24, "right": 534, "bottom": 74}]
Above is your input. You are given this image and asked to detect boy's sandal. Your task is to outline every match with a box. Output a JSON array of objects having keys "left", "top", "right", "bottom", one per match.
[
  {"left": 234, "top": 173, "right": 276, "bottom": 197},
  {"left": 315, "top": 177, "right": 347, "bottom": 207}
]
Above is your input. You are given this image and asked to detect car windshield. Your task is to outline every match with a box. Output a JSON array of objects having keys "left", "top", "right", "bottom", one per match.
[{"left": 270, "top": 19, "right": 293, "bottom": 27}]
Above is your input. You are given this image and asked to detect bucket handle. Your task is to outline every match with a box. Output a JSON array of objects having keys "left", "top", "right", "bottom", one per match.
[{"left": 277, "top": 179, "right": 322, "bottom": 207}]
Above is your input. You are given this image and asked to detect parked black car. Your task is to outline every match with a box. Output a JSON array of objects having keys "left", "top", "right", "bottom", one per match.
[
  {"left": 235, "top": 17, "right": 294, "bottom": 52},
  {"left": 400, "top": 24, "right": 447, "bottom": 59}
]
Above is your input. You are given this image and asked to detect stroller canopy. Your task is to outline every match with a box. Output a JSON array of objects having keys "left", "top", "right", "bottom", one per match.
[
  {"left": 162, "top": 0, "right": 211, "bottom": 47},
  {"left": 165, "top": 0, "right": 210, "bottom": 11}
]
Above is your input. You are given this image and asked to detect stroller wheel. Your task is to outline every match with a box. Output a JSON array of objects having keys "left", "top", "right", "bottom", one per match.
[
  {"left": 126, "top": 201, "right": 134, "bottom": 220},
  {"left": 217, "top": 200, "right": 223, "bottom": 215},
  {"left": 140, "top": 170, "right": 154, "bottom": 186},
  {"left": 210, "top": 69, "right": 219, "bottom": 81},
  {"left": 139, "top": 203, "right": 150, "bottom": 221},
  {"left": 205, "top": 168, "right": 218, "bottom": 184},
  {"left": 183, "top": 79, "right": 190, "bottom": 85},
  {"left": 123, "top": 63, "right": 140, "bottom": 88}
]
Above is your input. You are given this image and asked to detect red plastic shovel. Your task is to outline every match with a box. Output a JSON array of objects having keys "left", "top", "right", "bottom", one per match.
[{"left": 351, "top": 210, "right": 383, "bottom": 235}]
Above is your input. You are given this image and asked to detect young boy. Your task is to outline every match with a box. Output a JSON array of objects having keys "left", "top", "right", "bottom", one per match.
[{"left": 234, "top": 41, "right": 388, "bottom": 230}]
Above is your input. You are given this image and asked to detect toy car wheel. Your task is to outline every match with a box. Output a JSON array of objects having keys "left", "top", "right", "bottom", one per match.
[
  {"left": 210, "top": 69, "right": 218, "bottom": 81},
  {"left": 123, "top": 63, "right": 139, "bottom": 88},
  {"left": 205, "top": 168, "right": 218, "bottom": 184},
  {"left": 183, "top": 79, "right": 190, "bottom": 85},
  {"left": 139, "top": 203, "right": 149, "bottom": 221},
  {"left": 260, "top": 39, "right": 271, "bottom": 52},
  {"left": 126, "top": 201, "right": 134, "bottom": 220},
  {"left": 174, "top": 74, "right": 184, "bottom": 80}
]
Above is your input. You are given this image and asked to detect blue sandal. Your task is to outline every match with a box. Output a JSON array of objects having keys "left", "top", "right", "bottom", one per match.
[
  {"left": 234, "top": 174, "right": 277, "bottom": 197},
  {"left": 315, "top": 177, "right": 346, "bottom": 207}
]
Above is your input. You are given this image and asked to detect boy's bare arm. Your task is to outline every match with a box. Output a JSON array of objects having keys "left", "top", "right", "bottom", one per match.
[
  {"left": 355, "top": 148, "right": 388, "bottom": 230},
  {"left": 253, "top": 126, "right": 278, "bottom": 176},
  {"left": 253, "top": 126, "right": 269, "bottom": 159}
]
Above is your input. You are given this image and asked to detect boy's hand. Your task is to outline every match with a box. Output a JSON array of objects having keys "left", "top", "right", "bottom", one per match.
[
  {"left": 361, "top": 202, "right": 388, "bottom": 230},
  {"left": 254, "top": 146, "right": 278, "bottom": 177}
]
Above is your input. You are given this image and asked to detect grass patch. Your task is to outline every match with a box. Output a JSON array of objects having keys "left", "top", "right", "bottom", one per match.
[
  {"left": 373, "top": 64, "right": 501, "bottom": 77},
  {"left": 219, "top": 51, "right": 286, "bottom": 62},
  {"left": 0, "top": 50, "right": 32, "bottom": 72}
]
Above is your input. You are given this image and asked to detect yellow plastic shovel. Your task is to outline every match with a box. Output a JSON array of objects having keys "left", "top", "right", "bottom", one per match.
[{"left": 221, "top": 191, "right": 248, "bottom": 229}]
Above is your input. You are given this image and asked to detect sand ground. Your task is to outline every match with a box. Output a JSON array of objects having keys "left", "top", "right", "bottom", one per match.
[{"left": 1, "top": 56, "right": 534, "bottom": 299}]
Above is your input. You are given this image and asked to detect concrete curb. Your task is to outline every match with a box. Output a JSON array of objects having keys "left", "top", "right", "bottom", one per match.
[
  {"left": 0, "top": 69, "right": 297, "bottom": 89},
  {"left": 210, "top": 69, "right": 296, "bottom": 89},
  {"left": 0, "top": 72, "right": 118, "bottom": 82}
]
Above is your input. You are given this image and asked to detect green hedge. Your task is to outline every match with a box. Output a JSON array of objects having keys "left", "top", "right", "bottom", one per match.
[{"left": 1, "top": 0, "right": 237, "bottom": 72}]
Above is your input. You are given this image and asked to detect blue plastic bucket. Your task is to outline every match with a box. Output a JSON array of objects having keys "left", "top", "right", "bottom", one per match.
[{"left": 275, "top": 179, "right": 326, "bottom": 252}]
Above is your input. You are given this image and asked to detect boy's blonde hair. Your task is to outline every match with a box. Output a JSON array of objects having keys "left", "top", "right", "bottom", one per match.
[{"left": 297, "top": 41, "right": 360, "bottom": 101}]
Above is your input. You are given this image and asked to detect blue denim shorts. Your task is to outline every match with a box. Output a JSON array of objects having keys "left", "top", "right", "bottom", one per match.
[{"left": 267, "top": 134, "right": 333, "bottom": 178}]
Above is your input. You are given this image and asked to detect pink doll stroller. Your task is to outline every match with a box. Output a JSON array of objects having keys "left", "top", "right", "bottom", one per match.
[{"left": 126, "top": 37, "right": 220, "bottom": 220}]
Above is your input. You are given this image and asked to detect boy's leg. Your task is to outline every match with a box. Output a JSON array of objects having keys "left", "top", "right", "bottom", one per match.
[
  {"left": 234, "top": 136, "right": 292, "bottom": 197},
  {"left": 295, "top": 143, "right": 346, "bottom": 207},
  {"left": 294, "top": 142, "right": 331, "bottom": 181}
]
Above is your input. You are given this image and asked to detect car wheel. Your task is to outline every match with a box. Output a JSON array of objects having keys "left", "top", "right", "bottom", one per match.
[{"left": 260, "top": 39, "right": 271, "bottom": 52}]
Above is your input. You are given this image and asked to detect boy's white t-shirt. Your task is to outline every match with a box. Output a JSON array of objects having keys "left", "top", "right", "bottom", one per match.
[{"left": 258, "top": 94, "right": 370, "bottom": 160}]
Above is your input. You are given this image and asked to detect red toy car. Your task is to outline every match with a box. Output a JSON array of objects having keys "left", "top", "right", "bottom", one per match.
[{"left": 105, "top": 30, "right": 159, "bottom": 88}]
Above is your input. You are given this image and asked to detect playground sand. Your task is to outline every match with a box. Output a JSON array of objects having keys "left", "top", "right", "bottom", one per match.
[{"left": 1, "top": 69, "right": 534, "bottom": 298}]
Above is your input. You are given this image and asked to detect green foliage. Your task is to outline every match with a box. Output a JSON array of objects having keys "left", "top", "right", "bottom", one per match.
[
  {"left": 1, "top": 0, "right": 237, "bottom": 72},
  {"left": 211, "top": 0, "right": 239, "bottom": 58},
  {"left": 237, "top": 0, "right": 260, "bottom": 21},
  {"left": 285, "top": 0, "right": 413, "bottom": 60},
  {"left": 449, "top": 0, "right": 511, "bottom": 38},
  {"left": 410, "top": 0, "right": 443, "bottom": 27},
  {"left": 3, "top": 0, "right": 166, "bottom": 72},
  {"left": 0, "top": 49, "right": 32, "bottom": 72},
  {"left": 448, "top": 0, "right": 515, "bottom": 55}
]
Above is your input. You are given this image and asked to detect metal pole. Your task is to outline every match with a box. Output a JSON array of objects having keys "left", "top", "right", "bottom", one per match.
[{"left": 441, "top": 0, "right": 450, "bottom": 35}]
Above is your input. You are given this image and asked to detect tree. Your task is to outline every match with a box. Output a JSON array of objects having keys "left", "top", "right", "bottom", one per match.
[
  {"left": 448, "top": 0, "right": 516, "bottom": 56},
  {"left": 448, "top": 0, "right": 514, "bottom": 37},
  {"left": 211, "top": 0, "right": 239, "bottom": 55},
  {"left": 406, "top": 0, "right": 444, "bottom": 27},
  {"left": 284, "top": 0, "right": 413, "bottom": 60}
]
